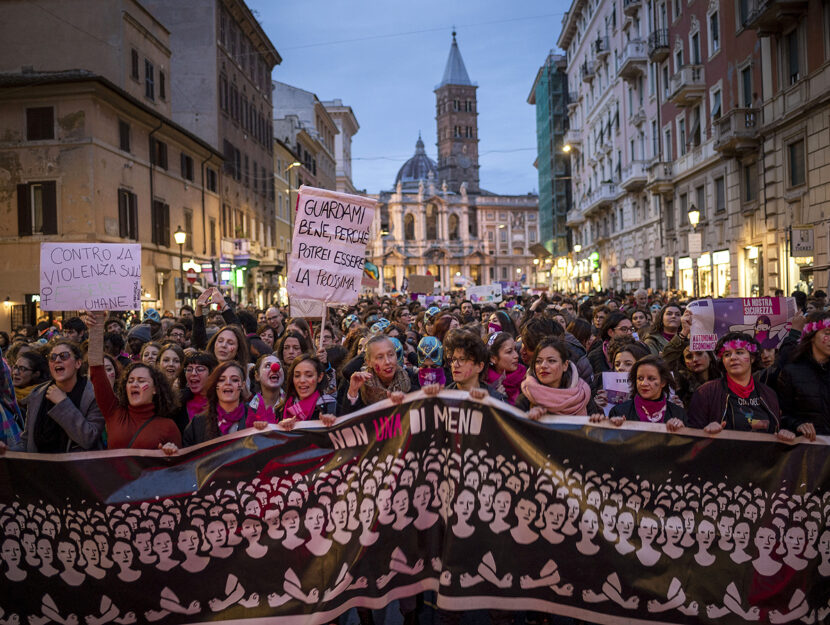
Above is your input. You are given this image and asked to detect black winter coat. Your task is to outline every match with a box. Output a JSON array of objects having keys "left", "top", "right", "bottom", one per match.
[
  {"left": 776, "top": 354, "right": 830, "bottom": 435},
  {"left": 609, "top": 398, "right": 687, "bottom": 424}
]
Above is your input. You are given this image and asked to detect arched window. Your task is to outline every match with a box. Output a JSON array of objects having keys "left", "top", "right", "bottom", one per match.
[
  {"left": 448, "top": 213, "right": 459, "bottom": 240},
  {"left": 404, "top": 213, "right": 415, "bottom": 240},
  {"left": 425, "top": 204, "right": 438, "bottom": 240}
]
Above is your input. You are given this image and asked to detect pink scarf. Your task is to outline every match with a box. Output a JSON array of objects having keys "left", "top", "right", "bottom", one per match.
[
  {"left": 282, "top": 392, "right": 320, "bottom": 422},
  {"left": 485, "top": 364, "right": 527, "bottom": 404},
  {"left": 634, "top": 395, "right": 668, "bottom": 422},
  {"left": 246, "top": 393, "right": 280, "bottom": 427},
  {"left": 217, "top": 402, "right": 247, "bottom": 435},
  {"left": 519, "top": 364, "right": 591, "bottom": 415}
]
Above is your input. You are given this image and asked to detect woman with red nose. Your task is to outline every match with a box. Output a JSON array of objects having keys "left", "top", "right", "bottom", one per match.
[
  {"left": 688, "top": 332, "right": 796, "bottom": 441},
  {"left": 85, "top": 311, "right": 180, "bottom": 452},
  {"left": 275, "top": 355, "right": 337, "bottom": 430},
  {"left": 247, "top": 354, "right": 284, "bottom": 425}
]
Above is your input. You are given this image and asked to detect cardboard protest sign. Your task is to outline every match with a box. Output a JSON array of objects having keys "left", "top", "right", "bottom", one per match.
[
  {"left": 601, "top": 371, "right": 630, "bottom": 416},
  {"left": 498, "top": 281, "right": 522, "bottom": 296},
  {"left": 688, "top": 297, "right": 796, "bottom": 352},
  {"left": 39, "top": 243, "right": 141, "bottom": 311},
  {"left": 287, "top": 186, "right": 376, "bottom": 305},
  {"left": 466, "top": 283, "right": 502, "bottom": 303},
  {"left": 408, "top": 274, "right": 435, "bottom": 294}
]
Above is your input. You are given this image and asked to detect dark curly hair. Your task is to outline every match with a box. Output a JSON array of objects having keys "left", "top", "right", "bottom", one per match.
[
  {"left": 444, "top": 329, "right": 488, "bottom": 366},
  {"left": 114, "top": 362, "right": 178, "bottom": 418}
]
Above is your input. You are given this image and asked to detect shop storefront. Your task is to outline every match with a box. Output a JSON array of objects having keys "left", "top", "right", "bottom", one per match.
[
  {"left": 743, "top": 245, "right": 763, "bottom": 297},
  {"left": 696, "top": 250, "right": 732, "bottom": 297}
]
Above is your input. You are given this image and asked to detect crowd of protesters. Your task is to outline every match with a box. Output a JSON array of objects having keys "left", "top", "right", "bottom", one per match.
[
  {"left": 1, "top": 286, "right": 827, "bottom": 454},
  {"left": 0, "top": 285, "right": 828, "bottom": 623}
]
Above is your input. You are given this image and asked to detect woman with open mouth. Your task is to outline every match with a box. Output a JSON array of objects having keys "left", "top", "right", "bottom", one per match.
[
  {"left": 340, "top": 335, "right": 417, "bottom": 415},
  {"left": 182, "top": 361, "right": 268, "bottom": 447},
  {"left": 248, "top": 354, "right": 285, "bottom": 426},
  {"left": 275, "top": 355, "right": 338, "bottom": 430},
  {"left": 5, "top": 340, "right": 104, "bottom": 453},
  {"left": 85, "top": 311, "right": 181, "bottom": 452},
  {"left": 157, "top": 344, "right": 185, "bottom": 390},
  {"left": 167, "top": 351, "right": 218, "bottom": 435}
]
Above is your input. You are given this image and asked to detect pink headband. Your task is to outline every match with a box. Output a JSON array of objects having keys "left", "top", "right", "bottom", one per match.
[
  {"left": 801, "top": 318, "right": 830, "bottom": 340},
  {"left": 717, "top": 339, "right": 758, "bottom": 358}
]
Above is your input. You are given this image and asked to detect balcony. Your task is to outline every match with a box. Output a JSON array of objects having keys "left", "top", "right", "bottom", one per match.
[
  {"left": 620, "top": 161, "right": 648, "bottom": 191},
  {"left": 220, "top": 237, "right": 235, "bottom": 257},
  {"left": 581, "top": 60, "right": 596, "bottom": 83},
  {"left": 594, "top": 37, "right": 610, "bottom": 59},
  {"left": 623, "top": 0, "right": 642, "bottom": 17},
  {"left": 629, "top": 107, "right": 646, "bottom": 126},
  {"left": 617, "top": 40, "right": 648, "bottom": 82},
  {"left": 566, "top": 90, "right": 580, "bottom": 112},
  {"left": 714, "top": 108, "right": 760, "bottom": 157},
  {"left": 744, "top": 0, "right": 808, "bottom": 36},
  {"left": 647, "top": 29, "right": 670, "bottom": 62},
  {"left": 646, "top": 161, "right": 674, "bottom": 195},
  {"left": 566, "top": 208, "right": 585, "bottom": 227},
  {"left": 669, "top": 65, "right": 706, "bottom": 106},
  {"left": 564, "top": 127, "right": 582, "bottom": 149},
  {"left": 584, "top": 182, "right": 618, "bottom": 216}
]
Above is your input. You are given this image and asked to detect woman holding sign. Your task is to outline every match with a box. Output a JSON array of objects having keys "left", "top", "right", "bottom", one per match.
[{"left": 688, "top": 332, "right": 796, "bottom": 441}]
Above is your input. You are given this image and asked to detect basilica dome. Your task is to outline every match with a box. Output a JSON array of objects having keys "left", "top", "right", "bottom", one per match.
[{"left": 394, "top": 136, "right": 438, "bottom": 192}]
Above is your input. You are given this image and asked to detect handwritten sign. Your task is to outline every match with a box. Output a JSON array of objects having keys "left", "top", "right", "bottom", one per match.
[
  {"left": 466, "top": 283, "right": 502, "bottom": 304},
  {"left": 687, "top": 297, "right": 796, "bottom": 352},
  {"left": 287, "top": 186, "right": 376, "bottom": 305},
  {"left": 39, "top": 243, "right": 141, "bottom": 311}
]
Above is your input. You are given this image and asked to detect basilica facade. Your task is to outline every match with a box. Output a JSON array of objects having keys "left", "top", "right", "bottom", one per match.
[{"left": 368, "top": 34, "right": 540, "bottom": 293}]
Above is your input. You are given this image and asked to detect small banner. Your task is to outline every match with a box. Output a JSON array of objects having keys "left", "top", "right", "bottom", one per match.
[
  {"left": 39, "top": 243, "right": 141, "bottom": 311},
  {"left": 287, "top": 186, "right": 376, "bottom": 305},
  {"left": 2, "top": 392, "right": 828, "bottom": 624},
  {"left": 687, "top": 297, "right": 797, "bottom": 352}
]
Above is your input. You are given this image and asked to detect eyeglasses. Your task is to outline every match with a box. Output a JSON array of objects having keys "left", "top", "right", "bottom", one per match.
[
  {"left": 49, "top": 352, "right": 74, "bottom": 362},
  {"left": 12, "top": 365, "right": 32, "bottom": 374},
  {"left": 185, "top": 366, "right": 209, "bottom": 375},
  {"left": 449, "top": 357, "right": 472, "bottom": 366}
]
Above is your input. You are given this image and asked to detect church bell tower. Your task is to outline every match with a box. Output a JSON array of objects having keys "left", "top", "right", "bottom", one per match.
[{"left": 435, "top": 32, "right": 479, "bottom": 194}]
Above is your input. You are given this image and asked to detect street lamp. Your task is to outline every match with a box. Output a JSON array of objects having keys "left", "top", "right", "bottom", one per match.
[
  {"left": 688, "top": 204, "right": 700, "bottom": 297},
  {"left": 562, "top": 144, "right": 572, "bottom": 153},
  {"left": 174, "top": 226, "right": 186, "bottom": 305},
  {"left": 573, "top": 244, "right": 582, "bottom": 253}
]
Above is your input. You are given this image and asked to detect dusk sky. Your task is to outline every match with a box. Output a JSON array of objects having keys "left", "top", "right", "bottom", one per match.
[{"left": 249, "top": 1, "right": 569, "bottom": 196}]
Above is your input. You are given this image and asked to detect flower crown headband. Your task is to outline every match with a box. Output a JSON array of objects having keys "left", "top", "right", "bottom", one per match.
[
  {"left": 717, "top": 339, "right": 758, "bottom": 358},
  {"left": 801, "top": 318, "right": 830, "bottom": 340}
]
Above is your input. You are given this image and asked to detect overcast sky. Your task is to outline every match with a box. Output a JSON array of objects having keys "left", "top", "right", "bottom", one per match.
[{"left": 249, "top": 0, "right": 569, "bottom": 196}]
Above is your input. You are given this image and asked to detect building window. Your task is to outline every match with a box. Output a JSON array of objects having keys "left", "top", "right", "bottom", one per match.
[
  {"left": 711, "top": 88, "right": 722, "bottom": 121},
  {"left": 715, "top": 176, "right": 725, "bottom": 212},
  {"left": 788, "top": 139, "right": 805, "bottom": 187},
  {"left": 738, "top": 0, "right": 750, "bottom": 26},
  {"left": 691, "top": 32, "right": 701, "bottom": 64},
  {"left": 150, "top": 138, "right": 168, "bottom": 169},
  {"left": 487, "top": 230, "right": 494, "bottom": 242},
  {"left": 206, "top": 167, "right": 217, "bottom": 192},
  {"left": 425, "top": 204, "right": 438, "bottom": 239},
  {"left": 784, "top": 27, "right": 802, "bottom": 86},
  {"left": 220, "top": 74, "right": 228, "bottom": 112},
  {"left": 151, "top": 200, "right": 170, "bottom": 246},
  {"left": 184, "top": 209, "right": 193, "bottom": 251},
  {"left": 180, "top": 153, "right": 194, "bottom": 181},
  {"left": 501, "top": 266, "right": 508, "bottom": 280},
  {"left": 118, "top": 120, "right": 131, "bottom": 152},
  {"left": 17, "top": 181, "right": 57, "bottom": 236},
  {"left": 529, "top": 229, "right": 537, "bottom": 243},
  {"left": 690, "top": 106, "right": 701, "bottom": 147},
  {"left": 742, "top": 162, "right": 758, "bottom": 202},
  {"left": 404, "top": 214, "right": 415, "bottom": 240},
  {"left": 499, "top": 229, "right": 507, "bottom": 243},
  {"left": 159, "top": 71, "right": 166, "bottom": 100},
  {"left": 678, "top": 118, "right": 687, "bottom": 155},
  {"left": 244, "top": 154, "right": 249, "bottom": 186},
  {"left": 448, "top": 214, "right": 459, "bottom": 240},
  {"left": 709, "top": 10, "right": 720, "bottom": 54},
  {"left": 118, "top": 189, "right": 138, "bottom": 239},
  {"left": 234, "top": 149, "right": 241, "bottom": 181},
  {"left": 26, "top": 107, "right": 54, "bottom": 141},
  {"left": 695, "top": 185, "right": 706, "bottom": 219},
  {"left": 210, "top": 218, "right": 217, "bottom": 256},
  {"left": 252, "top": 160, "right": 258, "bottom": 193},
  {"left": 130, "top": 49, "right": 139, "bottom": 80},
  {"left": 740, "top": 66, "right": 752, "bottom": 107},
  {"left": 144, "top": 59, "right": 155, "bottom": 100}
]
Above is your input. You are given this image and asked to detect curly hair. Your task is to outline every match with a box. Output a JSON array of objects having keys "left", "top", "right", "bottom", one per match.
[
  {"left": 114, "top": 362, "right": 178, "bottom": 418},
  {"left": 444, "top": 329, "right": 488, "bottom": 366},
  {"left": 206, "top": 324, "right": 250, "bottom": 366},
  {"left": 200, "top": 361, "right": 251, "bottom": 440}
]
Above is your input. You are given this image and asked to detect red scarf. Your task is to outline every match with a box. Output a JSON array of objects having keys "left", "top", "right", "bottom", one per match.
[
  {"left": 186, "top": 394, "right": 208, "bottom": 421},
  {"left": 485, "top": 364, "right": 527, "bottom": 404},
  {"left": 661, "top": 331, "right": 675, "bottom": 341},
  {"left": 726, "top": 375, "right": 755, "bottom": 399},
  {"left": 634, "top": 395, "right": 668, "bottom": 423},
  {"left": 282, "top": 392, "right": 319, "bottom": 422}
]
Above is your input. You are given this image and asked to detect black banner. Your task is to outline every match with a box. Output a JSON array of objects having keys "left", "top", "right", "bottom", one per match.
[{"left": 1, "top": 390, "right": 829, "bottom": 625}]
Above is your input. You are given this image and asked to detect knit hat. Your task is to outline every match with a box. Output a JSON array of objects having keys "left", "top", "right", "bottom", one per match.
[{"left": 127, "top": 324, "right": 152, "bottom": 343}]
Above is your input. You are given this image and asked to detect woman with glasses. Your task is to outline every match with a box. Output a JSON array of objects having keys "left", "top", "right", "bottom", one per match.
[
  {"left": 10, "top": 350, "right": 49, "bottom": 406},
  {"left": 168, "top": 351, "right": 218, "bottom": 434},
  {"left": 587, "top": 312, "right": 635, "bottom": 375},
  {"left": 5, "top": 340, "right": 104, "bottom": 453}
]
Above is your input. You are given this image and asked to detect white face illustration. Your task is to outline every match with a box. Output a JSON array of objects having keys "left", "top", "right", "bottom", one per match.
[
  {"left": 696, "top": 520, "right": 716, "bottom": 549},
  {"left": 784, "top": 527, "right": 805, "bottom": 556},
  {"left": 579, "top": 510, "right": 599, "bottom": 539}
]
